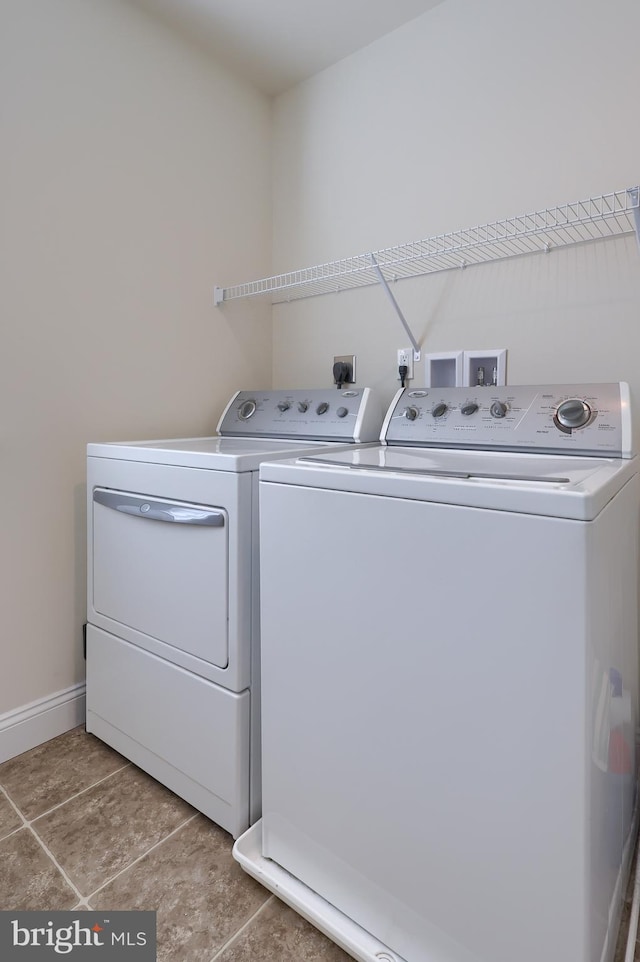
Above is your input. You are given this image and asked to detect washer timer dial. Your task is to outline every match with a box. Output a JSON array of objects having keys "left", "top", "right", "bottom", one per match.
[
  {"left": 238, "top": 399, "right": 257, "bottom": 420},
  {"left": 554, "top": 398, "right": 592, "bottom": 430}
]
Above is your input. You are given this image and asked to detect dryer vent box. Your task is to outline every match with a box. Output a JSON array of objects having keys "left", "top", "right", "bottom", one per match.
[{"left": 424, "top": 351, "right": 464, "bottom": 388}]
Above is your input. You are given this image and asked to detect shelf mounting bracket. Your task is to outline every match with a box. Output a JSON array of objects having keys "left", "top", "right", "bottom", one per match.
[
  {"left": 628, "top": 187, "right": 640, "bottom": 253},
  {"left": 369, "top": 253, "right": 421, "bottom": 361}
]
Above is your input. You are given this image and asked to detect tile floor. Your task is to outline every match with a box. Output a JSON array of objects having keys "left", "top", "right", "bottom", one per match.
[
  {"left": 0, "top": 726, "right": 638, "bottom": 961},
  {"left": 0, "top": 727, "right": 350, "bottom": 961}
]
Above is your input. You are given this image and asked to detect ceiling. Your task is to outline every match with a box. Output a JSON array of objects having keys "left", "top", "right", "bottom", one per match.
[{"left": 126, "top": 0, "right": 446, "bottom": 96}]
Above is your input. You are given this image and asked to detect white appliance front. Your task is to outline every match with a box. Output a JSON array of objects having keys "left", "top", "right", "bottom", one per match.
[
  {"left": 87, "top": 625, "right": 249, "bottom": 834},
  {"left": 86, "top": 456, "right": 254, "bottom": 837},
  {"left": 86, "top": 388, "right": 382, "bottom": 840},
  {"left": 238, "top": 383, "right": 639, "bottom": 962}
]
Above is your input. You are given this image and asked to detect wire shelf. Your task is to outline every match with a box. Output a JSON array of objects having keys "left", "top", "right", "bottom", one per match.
[{"left": 215, "top": 186, "right": 640, "bottom": 306}]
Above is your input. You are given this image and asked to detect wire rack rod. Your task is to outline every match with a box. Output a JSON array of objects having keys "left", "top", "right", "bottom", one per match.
[{"left": 214, "top": 187, "right": 640, "bottom": 307}]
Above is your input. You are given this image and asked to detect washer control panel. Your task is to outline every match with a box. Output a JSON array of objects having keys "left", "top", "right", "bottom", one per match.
[
  {"left": 383, "top": 383, "right": 632, "bottom": 457},
  {"left": 218, "top": 389, "right": 381, "bottom": 442}
]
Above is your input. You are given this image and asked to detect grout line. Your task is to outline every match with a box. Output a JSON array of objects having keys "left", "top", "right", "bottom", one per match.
[
  {"left": 0, "top": 793, "right": 85, "bottom": 911},
  {"left": 27, "top": 762, "right": 132, "bottom": 822},
  {"left": 208, "top": 895, "right": 274, "bottom": 961},
  {"left": 2, "top": 761, "right": 197, "bottom": 907},
  {"left": 84, "top": 811, "right": 200, "bottom": 905},
  {"left": 0, "top": 783, "right": 29, "bottom": 840},
  {"left": 27, "top": 826, "right": 85, "bottom": 904}
]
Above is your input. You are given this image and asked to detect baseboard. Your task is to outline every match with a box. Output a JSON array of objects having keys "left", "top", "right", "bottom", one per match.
[{"left": 0, "top": 683, "right": 86, "bottom": 764}]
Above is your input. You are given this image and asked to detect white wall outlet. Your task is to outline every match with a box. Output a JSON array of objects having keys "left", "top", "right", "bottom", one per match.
[
  {"left": 397, "top": 348, "right": 414, "bottom": 381},
  {"left": 333, "top": 354, "right": 356, "bottom": 385}
]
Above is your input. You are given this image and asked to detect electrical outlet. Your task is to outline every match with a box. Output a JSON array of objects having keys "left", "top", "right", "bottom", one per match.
[
  {"left": 397, "top": 348, "right": 414, "bottom": 381},
  {"left": 333, "top": 355, "right": 356, "bottom": 385}
]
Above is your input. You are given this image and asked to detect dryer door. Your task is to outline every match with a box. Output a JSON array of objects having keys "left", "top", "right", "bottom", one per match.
[{"left": 92, "top": 488, "right": 229, "bottom": 667}]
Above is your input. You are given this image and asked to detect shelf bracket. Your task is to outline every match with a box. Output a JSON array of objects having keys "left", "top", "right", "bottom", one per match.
[
  {"left": 214, "top": 286, "right": 224, "bottom": 307},
  {"left": 369, "top": 253, "right": 421, "bottom": 361},
  {"left": 628, "top": 187, "right": 640, "bottom": 253}
]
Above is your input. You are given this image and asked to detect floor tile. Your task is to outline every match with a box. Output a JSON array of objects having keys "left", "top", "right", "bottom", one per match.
[
  {"left": 217, "top": 897, "right": 353, "bottom": 962},
  {"left": 0, "top": 727, "right": 127, "bottom": 820},
  {"left": 32, "top": 765, "right": 194, "bottom": 897},
  {"left": 0, "top": 791, "right": 22, "bottom": 840},
  {"left": 0, "top": 828, "right": 77, "bottom": 910},
  {"left": 89, "top": 815, "right": 270, "bottom": 961}
]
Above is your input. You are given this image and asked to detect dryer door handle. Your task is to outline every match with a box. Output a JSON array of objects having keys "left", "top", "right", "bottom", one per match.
[{"left": 93, "top": 489, "right": 225, "bottom": 526}]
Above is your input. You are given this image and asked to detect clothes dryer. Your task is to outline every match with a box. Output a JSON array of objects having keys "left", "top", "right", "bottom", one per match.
[
  {"left": 86, "top": 388, "right": 381, "bottom": 838},
  {"left": 235, "top": 383, "right": 639, "bottom": 962}
]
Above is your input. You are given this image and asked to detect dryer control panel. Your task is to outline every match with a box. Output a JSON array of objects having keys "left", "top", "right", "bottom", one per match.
[
  {"left": 383, "top": 383, "right": 633, "bottom": 457},
  {"left": 218, "top": 388, "right": 381, "bottom": 443}
]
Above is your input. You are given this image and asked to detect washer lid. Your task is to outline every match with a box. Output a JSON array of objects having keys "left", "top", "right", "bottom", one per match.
[{"left": 260, "top": 445, "right": 638, "bottom": 520}]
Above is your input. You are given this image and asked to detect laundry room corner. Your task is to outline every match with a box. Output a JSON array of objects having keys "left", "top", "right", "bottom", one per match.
[{"left": 0, "top": 0, "right": 273, "bottom": 752}]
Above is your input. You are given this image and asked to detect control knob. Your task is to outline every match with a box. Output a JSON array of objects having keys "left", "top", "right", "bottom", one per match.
[
  {"left": 555, "top": 398, "right": 592, "bottom": 429},
  {"left": 238, "top": 399, "right": 257, "bottom": 420},
  {"left": 404, "top": 405, "right": 419, "bottom": 421},
  {"left": 337, "top": 407, "right": 348, "bottom": 418},
  {"left": 490, "top": 401, "right": 508, "bottom": 419},
  {"left": 316, "top": 402, "right": 329, "bottom": 415},
  {"left": 431, "top": 402, "right": 448, "bottom": 418},
  {"left": 297, "top": 401, "right": 309, "bottom": 413},
  {"left": 460, "top": 402, "right": 479, "bottom": 416},
  {"left": 277, "top": 401, "right": 291, "bottom": 412}
]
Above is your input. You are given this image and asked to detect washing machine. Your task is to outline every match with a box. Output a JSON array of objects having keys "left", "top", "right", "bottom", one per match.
[
  {"left": 234, "top": 383, "right": 640, "bottom": 962},
  {"left": 85, "top": 388, "right": 381, "bottom": 839}
]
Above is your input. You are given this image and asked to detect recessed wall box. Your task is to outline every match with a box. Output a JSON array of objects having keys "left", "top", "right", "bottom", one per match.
[
  {"left": 424, "top": 351, "right": 464, "bottom": 388},
  {"left": 463, "top": 349, "right": 507, "bottom": 388}
]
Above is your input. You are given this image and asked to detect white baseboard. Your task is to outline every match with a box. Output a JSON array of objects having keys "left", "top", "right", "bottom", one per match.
[{"left": 0, "top": 683, "right": 86, "bottom": 764}]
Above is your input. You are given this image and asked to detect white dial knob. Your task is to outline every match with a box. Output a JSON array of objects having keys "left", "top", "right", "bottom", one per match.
[
  {"left": 404, "top": 405, "right": 419, "bottom": 421},
  {"left": 490, "top": 401, "right": 508, "bottom": 419}
]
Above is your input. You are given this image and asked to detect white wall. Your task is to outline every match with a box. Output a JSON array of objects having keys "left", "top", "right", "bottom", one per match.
[
  {"left": 0, "top": 0, "right": 272, "bottom": 721},
  {"left": 271, "top": 0, "right": 640, "bottom": 421}
]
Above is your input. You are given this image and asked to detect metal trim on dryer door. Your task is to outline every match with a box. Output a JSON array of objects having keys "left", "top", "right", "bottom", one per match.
[{"left": 93, "top": 489, "right": 225, "bottom": 526}]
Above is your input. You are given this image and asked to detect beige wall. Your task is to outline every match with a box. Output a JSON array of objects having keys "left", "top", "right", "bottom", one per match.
[
  {"left": 0, "top": 0, "right": 272, "bottom": 715},
  {"left": 271, "top": 0, "right": 640, "bottom": 425}
]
